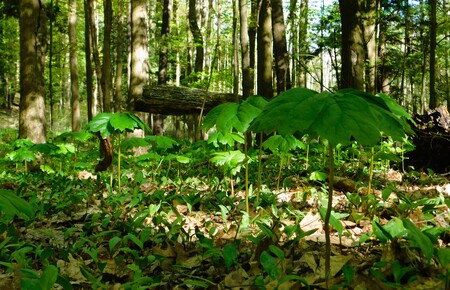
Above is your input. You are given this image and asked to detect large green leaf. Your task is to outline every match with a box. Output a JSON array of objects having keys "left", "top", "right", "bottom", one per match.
[
  {"left": 250, "top": 88, "right": 413, "bottom": 146},
  {"left": 87, "top": 112, "right": 148, "bottom": 138},
  {"left": 203, "top": 95, "right": 268, "bottom": 133}
]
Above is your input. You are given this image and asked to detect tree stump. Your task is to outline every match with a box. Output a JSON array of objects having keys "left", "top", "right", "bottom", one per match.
[
  {"left": 405, "top": 106, "right": 450, "bottom": 173},
  {"left": 135, "top": 85, "right": 238, "bottom": 115}
]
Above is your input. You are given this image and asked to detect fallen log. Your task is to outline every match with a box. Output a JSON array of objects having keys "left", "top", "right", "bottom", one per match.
[
  {"left": 405, "top": 106, "right": 450, "bottom": 173},
  {"left": 135, "top": 85, "right": 238, "bottom": 115}
]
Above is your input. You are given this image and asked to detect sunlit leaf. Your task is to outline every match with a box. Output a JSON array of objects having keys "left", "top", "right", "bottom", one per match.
[
  {"left": 250, "top": 88, "right": 413, "bottom": 146},
  {"left": 403, "top": 219, "right": 434, "bottom": 262}
]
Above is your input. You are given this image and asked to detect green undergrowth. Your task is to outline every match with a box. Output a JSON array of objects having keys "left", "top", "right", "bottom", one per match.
[{"left": 0, "top": 88, "right": 449, "bottom": 289}]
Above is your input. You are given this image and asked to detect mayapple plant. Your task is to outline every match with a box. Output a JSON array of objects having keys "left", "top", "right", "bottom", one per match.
[
  {"left": 87, "top": 112, "right": 149, "bottom": 192},
  {"left": 250, "top": 87, "right": 414, "bottom": 283}
]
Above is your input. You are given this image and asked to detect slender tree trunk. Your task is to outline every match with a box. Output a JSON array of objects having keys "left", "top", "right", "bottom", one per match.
[
  {"left": 429, "top": 0, "right": 437, "bottom": 109},
  {"left": 88, "top": 0, "right": 103, "bottom": 112},
  {"left": 272, "top": 0, "right": 291, "bottom": 94},
  {"left": 114, "top": 0, "right": 125, "bottom": 112},
  {"left": 154, "top": 0, "right": 172, "bottom": 135},
  {"left": 19, "top": 0, "right": 47, "bottom": 143},
  {"left": 239, "top": 0, "right": 252, "bottom": 99},
  {"left": 257, "top": 0, "right": 273, "bottom": 98},
  {"left": 248, "top": 0, "right": 258, "bottom": 93},
  {"left": 400, "top": 0, "right": 410, "bottom": 107},
  {"left": 189, "top": 0, "right": 204, "bottom": 76},
  {"left": 233, "top": 0, "right": 240, "bottom": 100},
  {"left": 339, "top": 0, "right": 364, "bottom": 90},
  {"left": 84, "top": 0, "right": 95, "bottom": 120},
  {"left": 69, "top": 0, "right": 80, "bottom": 131},
  {"left": 48, "top": 0, "right": 54, "bottom": 131},
  {"left": 298, "top": 0, "right": 309, "bottom": 87},
  {"left": 102, "top": 0, "right": 113, "bottom": 112}
]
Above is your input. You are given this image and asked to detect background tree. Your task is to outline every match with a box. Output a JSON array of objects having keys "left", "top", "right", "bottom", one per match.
[
  {"left": 128, "top": 0, "right": 149, "bottom": 112},
  {"left": 19, "top": 0, "right": 47, "bottom": 143},
  {"left": 272, "top": 0, "right": 291, "bottom": 94},
  {"left": 338, "top": 0, "right": 364, "bottom": 90},
  {"left": 84, "top": 0, "right": 95, "bottom": 120},
  {"left": 189, "top": 0, "right": 204, "bottom": 80},
  {"left": 102, "top": 0, "right": 113, "bottom": 112},
  {"left": 257, "top": 0, "right": 273, "bottom": 98},
  {"left": 69, "top": 0, "right": 80, "bottom": 131}
]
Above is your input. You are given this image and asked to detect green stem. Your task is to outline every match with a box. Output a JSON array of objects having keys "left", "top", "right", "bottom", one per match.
[
  {"left": 257, "top": 133, "right": 263, "bottom": 199},
  {"left": 368, "top": 147, "right": 374, "bottom": 196},
  {"left": 325, "top": 143, "right": 335, "bottom": 285},
  {"left": 244, "top": 132, "right": 249, "bottom": 214},
  {"left": 118, "top": 134, "right": 121, "bottom": 193}
]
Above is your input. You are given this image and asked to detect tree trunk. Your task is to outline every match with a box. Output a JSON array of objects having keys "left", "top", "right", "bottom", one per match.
[
  {"left": 257, "top": 0, "right": 273, "bottom": 98},
  {"left": 339, "top": 0, "right": 364, "bottom": 90},
  {"left": 239, "top": 0, "right": 252, "bottom": 99},
  {"left": 89, "top": 0, "right": 103, "bottom": 112},
  {"left": 19, "top": 0, "right": 47, "bottom": 143},
  {"left": 298, "top": 0, "right": 309, "bottom": 87},
  {"left": 102, "top": 0, "right": 113, "bottom": 112},
  {"left": 154, "top": 0, "right": 172, "bottom": 135},
  {"left": 128, "top": 0, "right": 149, "bottom": 111},
  {"left": 361, "top": 0, "right": 378, "bottom": 94},
  {"left": 48, "top": 0, "right": 54, "bottom": 131},
  {"left": 189, "top": 0, "right": 204, "bottom": 76},
  {"left": 84, "top": 0, "right": 95, "bottom": 120},
  {"left": 114, "top": 0, "right": 125, "bottom": 112},
  {"left": 429, "top": 0, "right": 437, "bottom": 109},
  {"left": 69, "top": 0, "right": 80, "bottom": 131},
  {"left": 272, "top": 0, "right": 291, "bottom": 94},
  {"left": 233, "top": 0, "right": 239, "bottom": 100}
]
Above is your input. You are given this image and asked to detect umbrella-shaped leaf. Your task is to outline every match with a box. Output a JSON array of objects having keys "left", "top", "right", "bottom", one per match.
[
  {"left": 263, "top": 135, "right": 305, "bottom": 152},
  {"left": 55, "top": 131, "right": 94, "bottom": 143},
  {"left": 30, "top": 143, "right": 60, "bottom": 155},
  {"left": 120, "top": 137, "right": 150, "bottom": 151},
  {"left": 250, "top": 88, "right": 412, "bottom": 146},
  {"left": 5, "top": 148, "right": 36, "bottom": 163},
  {"left": 110, "top": 112, "right": 147, "bottom": 133},
  {"left": 208, "top": 131, "right": 245, "bottom": 147},
  {"left": 87, "top": 113, "right": 114, "bottom": 137},
  {"left": 210, "top": 150, "right": 246, "bottom": 175},
  {"left": 145, "top": 135, "right": 178, "bottom": 151},
  {"left": 87, "top": 112, "right": 148, "bottom": 138},
  {"left": 203, "top": 95, "right": 268, "bottom": 133}
]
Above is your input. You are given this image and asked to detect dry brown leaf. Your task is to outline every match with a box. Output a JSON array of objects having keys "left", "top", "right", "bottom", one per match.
[{"left": 223, "top": 268, "right": 248, "bottom": 288}]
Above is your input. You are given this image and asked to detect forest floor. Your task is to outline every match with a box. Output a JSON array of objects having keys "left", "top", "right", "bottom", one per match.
[
  {"left": 0, "top": 106, "right": 449, "bottom": 289},
  {"left": 0, "top": 166, "right": 449, "bottom": 289}
]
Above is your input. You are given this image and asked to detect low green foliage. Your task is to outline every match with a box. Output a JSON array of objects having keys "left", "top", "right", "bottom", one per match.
[{"left": 0, "top": 103, "right": 448, "bottom": 289}]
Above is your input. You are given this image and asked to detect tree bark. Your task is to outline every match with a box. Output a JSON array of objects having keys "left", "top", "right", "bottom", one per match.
[
  {"left": 114, "top": 0, "right": 125, "bottom": 112},
  {"left": 429, "top": 0, "right": 437, "bottom": 109},
  {"left": 128, "top": 0, "right": 149, "bottom": 111},
  {"left": 102, "top": 0, "right": 113, "bottom": 112},
  {"left": 298, "top": 0, "right": 309, "bottom": 87},
  {"left": 84, "top": 0, "right": 95, "bottom": 120},
  {"left": 272, "top": 0, "right": 291, "bottom": 94},
  {"left": 154, "top": 0, "right": 172, "bottom": 135},
  {"left": 19, "top": 0, "right": 47, "bottom": 143},
  {"left": 69, "top": 0, "right": 80, "bottom": 131},
  {"left": 189, "top": 0, "right": 204, "bottom": 76},
  {"left": 239, "top": 0, "right": 252, "bottom": 99},
  {"left": 257, "top": 0, "right": 273, "bottom": 98},
  {"left": 89, "top": 0, "right": 103, "bottom": 111},
  {"left": 361, "top": 0, "right": 378, "bottom": 94},
  {"left": 339, "top": 0, "right": 364, "bottom": 90},
  {"left": 136, "top": 85, "right": 237, "bottom": 115}
]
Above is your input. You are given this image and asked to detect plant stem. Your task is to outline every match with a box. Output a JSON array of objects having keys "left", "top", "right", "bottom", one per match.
[
  {"left": 325, "top": 143, "right": 335, "bottom": 285},
  {"left": 367, "top": 147, "right": 374, "bottom": 195},
  {"left": 245, "top": 132, "right": 249, "bottom": 213},
  {"left": 118, "top": 134, "right": 121, "bottom": 192},
  {"left": 257, "top": 133, "right": 263, "bottom": 198}
]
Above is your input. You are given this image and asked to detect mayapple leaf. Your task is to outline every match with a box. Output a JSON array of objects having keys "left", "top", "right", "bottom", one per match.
[
  {"left": 55, "top": 131, "right": 94, "bottom": 143},
  {"left": 88, "top": 112, "right": 148, "bottom": 138},
  {"left": 250, "top": 88, "right": 413, "bottom": 146},
  {"left": 120, "top": 137, "right": 149, "bottom": 151},
  {"left": 203, "top": 95, "right": 268, "bottom": 133},
  {"left": 5, "top": 148, "right": 36, "bottom": 163},
  {"left": 263, "top": 134, "right": 304, "bottom": 152},
  {"left": 30, "top": 143, "right": 60, "bottom": 155},
  {"left": 145, "top": 135, "right": 178, "bottom": 150}
]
